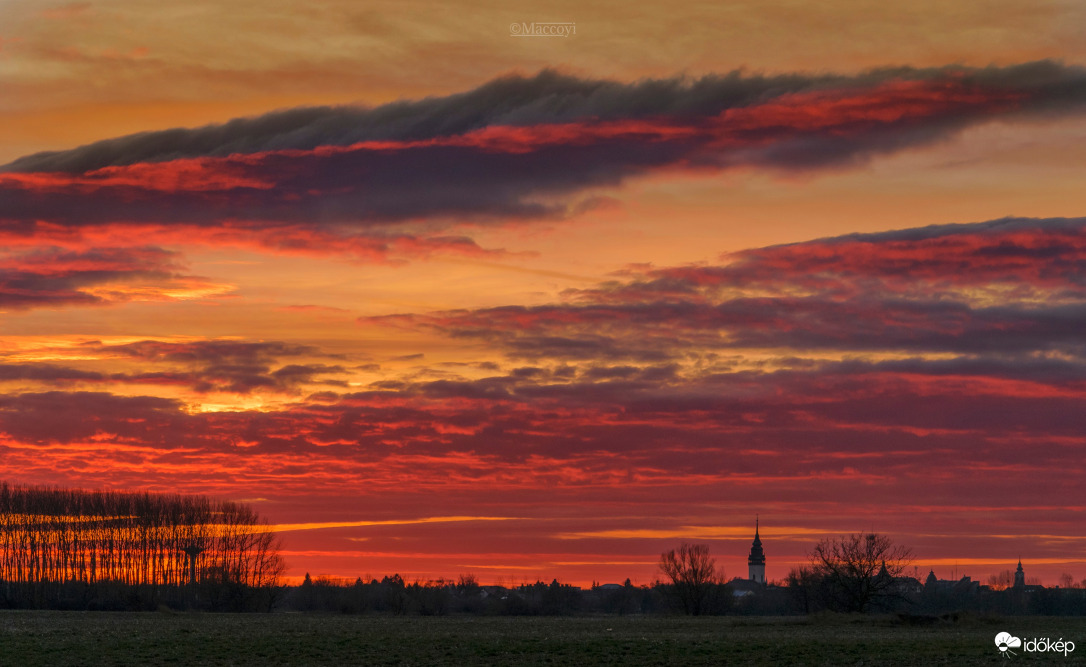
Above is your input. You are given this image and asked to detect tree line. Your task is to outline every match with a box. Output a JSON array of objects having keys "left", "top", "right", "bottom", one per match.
[
  {"left": 0, "top": 482, "right": 283, "bottom": 610},
  {"left": 3, "top": 490, "right": 1082, "bottom": 617},
  {"left": 277, "top": 569, "right": 1086, "bottom": 617},
  {"left": 284, "top": 573, "right": 689, "bottom": 616},
  {"left": 656, "top": 533, "right": 1086, "bottom": 617}
]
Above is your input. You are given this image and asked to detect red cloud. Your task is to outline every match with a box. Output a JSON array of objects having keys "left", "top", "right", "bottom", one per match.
[
  {"left": 0, "top": 246, "right": 231, "bottom": 309},
  {"left": 1, "top": 355, "right": 1083, "bottom": 585},
  {"left": 3, "top": 64, "right": 1084, "bottom": 262},
  {"left": 365, "top": 217, "right": 1086, "bottom": 360}
]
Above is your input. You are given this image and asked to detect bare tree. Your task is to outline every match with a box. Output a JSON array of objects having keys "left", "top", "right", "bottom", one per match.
[
  {"left": 658, "top": 542, "right": 721, "bottom": 615},
  {"left": 786, "top": 565, "right": 820, "bottom": 614},
  {"left": 807, "top": 532, "right": 913, "bottom": 613},
  {"left": 987, "top": 569, "right": 1015, "bottom": 591},
  {"left": 0, "top": 481, "right": 284, "bottom": 610}
]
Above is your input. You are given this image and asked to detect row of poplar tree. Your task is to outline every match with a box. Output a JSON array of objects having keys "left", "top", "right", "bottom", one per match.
[{"left": 0, "top": 482, "right": 283, "bottom": 599}]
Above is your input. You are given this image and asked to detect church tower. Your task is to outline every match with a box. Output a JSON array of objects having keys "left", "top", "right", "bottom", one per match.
[
  {"left": 748, "top": 517, "right": 766, "bottom": 584},
  {"left": 1014, "top": 559, "right": 1025, "bottom": 588}
]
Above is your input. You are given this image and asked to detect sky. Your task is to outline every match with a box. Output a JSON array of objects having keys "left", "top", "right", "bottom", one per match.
[{"left": 2, "top": 0, "right": 1086, "bottom": 587}]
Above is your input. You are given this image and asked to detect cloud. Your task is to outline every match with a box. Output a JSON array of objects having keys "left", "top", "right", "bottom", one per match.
[
  {"left": 0, "top": 338, "right": 348, "bottom": 396},
  {"left": 0, "top": 391, "right": 186, "bottom": 446},
  {"left": 2, "top": 214, "right": 1063, "bottom": 478},
  {"left": 0, "top": 363, "right": 103, "bottom": 382},
  {"left": 96, "top": 339, "right": 316, "bottom": 363},
  {"left": 8, "top": 61, "right": 1086, "bottom": 174},
  {"left": 95, "top": 339, "right": 346, "bottom": 395},
  {"left": 0, "top": 246, "right": 231, "bottom": 309},
  {"left": 1, "top": 320, "right": 1083, "bottom": 573},
  {"left": 3, "top": 355, "right": 1083, "bottom": 497},
  {"left": 366, "top": 216, "right": 1086, "bottom": 359},
  {"left": 3, "top": 62, "right": 1086, "bottom": 261}
]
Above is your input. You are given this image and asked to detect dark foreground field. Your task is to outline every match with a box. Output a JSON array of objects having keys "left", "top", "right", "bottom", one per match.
[{"left": 0, "top": 612, "right": 1082, "bottom": 666}]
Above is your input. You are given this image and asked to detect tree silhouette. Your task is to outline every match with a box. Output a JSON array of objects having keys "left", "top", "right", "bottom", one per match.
[
  {"left": 988, "top": 569, "right": 1015, "bottom": 590},
  {"left": 0, "top": 481, "right": 283, "bottom": 609},
  {"left": 807, "top": 532, "right": 914, "bottom": 612},
  {"left": 658, "top": 542, "right": 720, "bottom": 615}
]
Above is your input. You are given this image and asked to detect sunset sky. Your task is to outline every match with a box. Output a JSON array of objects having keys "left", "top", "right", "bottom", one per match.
[{"left": 2, "top": 0, "right": 1086, "bottom": 587}]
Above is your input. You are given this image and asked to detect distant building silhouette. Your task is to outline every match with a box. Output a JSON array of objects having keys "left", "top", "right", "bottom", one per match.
[
  {"left": 1014, "top": 559, "right": 1026, "bottom": 588},
  {"left": 747, "top": 517, "right": 766, "bottom": 584}
]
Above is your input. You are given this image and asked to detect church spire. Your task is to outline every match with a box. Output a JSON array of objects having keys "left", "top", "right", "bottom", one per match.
[{"left": 748, "top": 517, "right": 766, "bottom": 584}]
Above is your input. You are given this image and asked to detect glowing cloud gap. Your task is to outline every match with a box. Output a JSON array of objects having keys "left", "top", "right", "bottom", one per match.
[{"left": 267, "top": 516, "right": 520, "bottom": 533}]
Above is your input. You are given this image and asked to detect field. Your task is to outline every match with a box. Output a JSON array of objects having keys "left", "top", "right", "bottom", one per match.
[{"left": 0, "top": 612, "right": 1083, "bottom": 665}]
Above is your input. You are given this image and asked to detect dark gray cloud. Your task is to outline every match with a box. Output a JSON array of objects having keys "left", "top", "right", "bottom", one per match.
[
  {"left": 96, "top": 339, "right": 316, "bottom": 363},
  {"left": 4, "top": 63, "right": 1086, "bottom": 243},
  {"left": 0, "top": 363, "right": 104, "bottom": 382},
  {"left": 0, "top": 340, "right": 348, "bottom": 395},
  {"left": 7, "top": 61, "right": 1086, "bottom": 174},
  {"left": 98, "top": 340, "right": 345, "bottom": 394}
]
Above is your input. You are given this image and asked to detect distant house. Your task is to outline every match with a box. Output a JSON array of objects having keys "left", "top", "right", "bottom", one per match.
[
  {"left": 923, "top": 569, "right": 980, "bottom": 596},
  {"left": 728, "top": 577, "right": 763, "bottom": 597},
  {"left": 478, "top": 585, "right": 508, "bottom": 600},
  {"left": 893, "top": 575, "right": 923, "bottom": 596}
]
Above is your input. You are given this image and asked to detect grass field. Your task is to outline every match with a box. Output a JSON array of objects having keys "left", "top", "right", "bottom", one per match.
[{"left": 0, "top": 612, "right": 1083, "bottom": 665}]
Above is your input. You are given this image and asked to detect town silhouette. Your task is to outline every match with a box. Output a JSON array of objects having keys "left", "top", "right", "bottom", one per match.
[{"left": 2, "top": 483, "right": 1081, "bottom": 617}]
